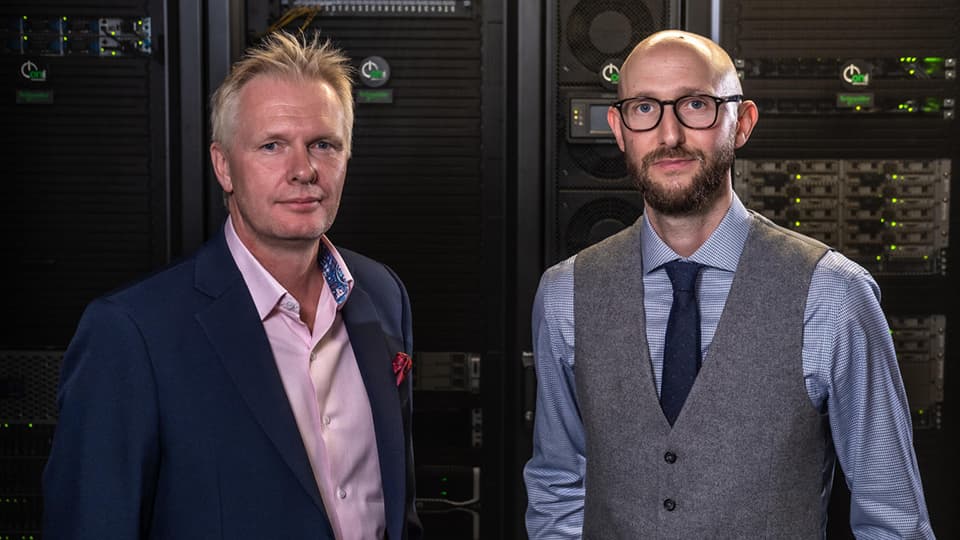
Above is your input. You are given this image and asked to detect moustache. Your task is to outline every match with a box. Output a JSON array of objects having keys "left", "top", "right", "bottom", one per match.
[{"left": 641, "top": 147, "right": 705, "bottom": 167}]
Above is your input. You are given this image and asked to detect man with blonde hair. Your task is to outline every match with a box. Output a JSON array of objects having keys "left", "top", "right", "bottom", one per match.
[
  {"left": 44, "top": 32, "right": 422, "bottom": 539},
  {"left": 525, "top": 30, "right": 932, "bottom": 538}
]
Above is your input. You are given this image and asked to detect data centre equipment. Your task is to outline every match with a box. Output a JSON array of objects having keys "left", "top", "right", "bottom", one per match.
[
  {"left": 889, "top": 315, "right": 946, "bottom": 430},
  {"left": 546, "top": 0, "right": 678, "bottom": 262},
  {"left": 734, "top": 159, "right": 951, "bottom": 275},
  {"left": 0, "top": 351, "right": 62, "bottom": 536},
  {"left": 413, "top": 351, "right": 481, "bottom": 393},
  {"left": 415, "top": 465, "right": 481, "bottom": 540}
]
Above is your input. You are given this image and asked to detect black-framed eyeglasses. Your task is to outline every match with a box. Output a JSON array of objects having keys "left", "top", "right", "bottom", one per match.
[{"left": 611, "top": 94, "right": 744, "bottom": 132}]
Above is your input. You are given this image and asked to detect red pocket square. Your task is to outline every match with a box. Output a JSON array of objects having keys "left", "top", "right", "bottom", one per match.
[{"left": 392, "top": 352, "right": 412, "bottom": 386}]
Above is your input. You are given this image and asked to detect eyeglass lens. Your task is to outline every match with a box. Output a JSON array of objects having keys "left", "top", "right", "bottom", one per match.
[{"left": 621, "top": 96, "right": 718, "bottom": 130}]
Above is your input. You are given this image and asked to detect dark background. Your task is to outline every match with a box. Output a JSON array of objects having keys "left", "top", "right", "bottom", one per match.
[{"left": 2, "top": 0, "right": 956, "bottom": 538}]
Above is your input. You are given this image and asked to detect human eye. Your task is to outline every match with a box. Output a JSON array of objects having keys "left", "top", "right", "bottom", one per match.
[
  {"left": 681, "top": 96, "right": 710, "bottom": 111},
  {"left": 629, "top": 98, "right": 658, "bottom": 115},
  {"left": 308, "top": 140, "right": 338, "bottom": 156},
  {"left": 260, "top": 141, "right": 279, "bottom": 152}
]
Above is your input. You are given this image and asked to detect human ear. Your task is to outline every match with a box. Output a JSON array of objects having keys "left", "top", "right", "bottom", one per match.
[
  {"left": 608, "top": 106, "right": 626, "bottom": 152},
  {"left": 210, "top": 142, "right": 234, "bottom": 194},
  {"left": 733, "top": 100, "right": 759, "bottom": 149}
]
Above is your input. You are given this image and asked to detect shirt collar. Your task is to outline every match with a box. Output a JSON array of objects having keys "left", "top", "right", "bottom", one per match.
[
  {"left": 224, "top": 216, "right": 354, "bottom": 321},
  {"left": 640, "top": 192, "right": 752, "bottom": 274}
]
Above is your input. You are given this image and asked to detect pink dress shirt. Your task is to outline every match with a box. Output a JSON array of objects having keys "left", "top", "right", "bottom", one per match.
[{"left": 225, "top": 218, "right": 386, "bottom": 540}]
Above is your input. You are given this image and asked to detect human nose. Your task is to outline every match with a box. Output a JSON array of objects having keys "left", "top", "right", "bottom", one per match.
[
  {"left": 289, "top": 145, "right": 317, "bottom": 184},
  {"left": 656, "top": 103, "right": 685, "bottom": 148}
]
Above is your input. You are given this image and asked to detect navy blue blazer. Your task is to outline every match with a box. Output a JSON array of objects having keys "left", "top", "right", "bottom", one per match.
[{"left": 43, "top": 228, "right": 421, "bottom": 539}]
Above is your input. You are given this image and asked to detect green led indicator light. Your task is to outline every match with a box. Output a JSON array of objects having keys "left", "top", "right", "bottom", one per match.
[
  {"left": 63, "top": 16, "right": 68, "bottom": 21},
  {"left": 138, "top": 40, "right": 143, "bottom": 45},
  {"left": 891, "top": 221, "right": 898, "bottom": 226},
  {"left": 855, "top": 105, "right": 862, "bottom": 111},
  {"left": 111, "top": 50, "right": 117, "bottom": 56},
  {"left": 100, "top": 47, "right": 105, "bottom": 52},
  {"left": 611, "top": 72, "right": 620, "bottom": 83},
  {"left": 369, "top": 69, "right": 384, "bottom": 80},
  {"left": 22, "top": 35, "right": 28, "bottom": 41},
  {"left": 63, "top": 36, "right": 68, "bottom": 41},
  {"left": 794, "top": 197, "right": 801, "bottom": 203},
  {"left": 795, "top": 174, "right": 802, "bottom": 180},
  {"left": 891, "top": 174, "right": 899, "bottom": 179},
  {"left": 891, "top": 197, "right": 898, "bottom": 203},
  {"left": 908, "top": 69, "right": 916, "bottom": 75},
  {"left": 918, "top": 409, "right": 924, "bottom": 415},
  {"left": 890, "top": 245, "right": 897, "bottom": 251},
  {"left": 440, "top": 490, "right": 448, "bottom": 496},
  {"left": 876, "top": 255, "right": 882, "bottom": 261},
  {"left": 880, "top": 218, "right": 885, "bottom": 223},
  {"left": 138, "top": 20, "right": 144, "bottom": 25},
  {"left": 794, "top": 221, "right": 801, "bottom": 227},
  {"left": 110, "top": 31, "right": 116, "bottom": 36},
  {"left": 23, "top": 15, "right": 27, "bottom": 20}
]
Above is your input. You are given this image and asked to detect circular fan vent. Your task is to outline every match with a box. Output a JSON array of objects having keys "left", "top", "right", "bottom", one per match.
[
  {"left": 566, "top": 1, "right": 656, "bottom": 74},
  {"left": 565, "top": 197, "right": 642, "bottom": 254},
  {"left": 566, "top": 142, "right": 629, "bottom": 181}
]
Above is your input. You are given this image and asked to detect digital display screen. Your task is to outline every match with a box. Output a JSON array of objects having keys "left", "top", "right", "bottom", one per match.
[{"left": 589, "top": 104, "right": 613, "bottom": 135}]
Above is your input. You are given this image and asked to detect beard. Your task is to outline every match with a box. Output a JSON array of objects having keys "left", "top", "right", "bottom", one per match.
[{"left": 627, "top": 135, "right": 736, "bottom": 216}]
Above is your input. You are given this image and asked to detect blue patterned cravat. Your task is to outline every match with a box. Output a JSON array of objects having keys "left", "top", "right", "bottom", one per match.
[{"left": 660, "top": 260, "right": 704, "bottom": 426}]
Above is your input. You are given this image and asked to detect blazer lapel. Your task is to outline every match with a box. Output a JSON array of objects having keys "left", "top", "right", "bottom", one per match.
[
  {"left": 341, "top": 285, "right": 406, "bottom": 540},
  {"left": 193, "top": 234, "right": 328, "bottom": 515}
]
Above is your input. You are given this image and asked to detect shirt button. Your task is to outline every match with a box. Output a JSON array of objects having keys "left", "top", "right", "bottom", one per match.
[
  {"left": 663, "top": 498, "right": 676, "bottom": 511},
  {"left": 664, "top": 451, "right": 677, "bottom": 464},
  {"left": 337, "top": 488, "right": 347, "bottom": 499},
  {"left": 323, "top": 415, "right": 332, "bottom": 426}
]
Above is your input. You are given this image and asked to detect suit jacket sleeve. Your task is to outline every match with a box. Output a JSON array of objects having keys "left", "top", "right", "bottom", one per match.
[{"left": 42, "top": 298, "right": 160, "bottom": 539}]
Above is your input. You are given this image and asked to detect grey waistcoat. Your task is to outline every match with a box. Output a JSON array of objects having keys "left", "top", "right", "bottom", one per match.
[{"left": 574, "top": 212, "right": 830, "bottom": 539}]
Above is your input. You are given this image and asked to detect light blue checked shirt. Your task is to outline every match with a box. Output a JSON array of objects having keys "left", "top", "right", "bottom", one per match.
[{"left": 524, "top": 194, "right": 934, "bottom": 539}]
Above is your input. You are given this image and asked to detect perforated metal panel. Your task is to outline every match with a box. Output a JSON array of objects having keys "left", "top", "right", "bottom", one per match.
[
  {"left": 548, "top": 0, "right": 674, "bottom": 262},
  {"left": 558, "top": 0, "right": 668, "bottom": 86},
  {"left": 269, "top": 15, "right": 489, "bottom": 351},
  {"left": 1, "top": 1, "right": 166, "bottom": 350},
  {"left": 557, "top": 190, "right": 643, "bottom": 258}
]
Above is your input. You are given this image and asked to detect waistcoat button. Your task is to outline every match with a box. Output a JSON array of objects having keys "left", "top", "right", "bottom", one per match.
[
  {"left": 663, "top": 498, "right": 676, "bottom": 511},
  {"left": 664, "top": 451, "right": 677, "bottom": 464}
]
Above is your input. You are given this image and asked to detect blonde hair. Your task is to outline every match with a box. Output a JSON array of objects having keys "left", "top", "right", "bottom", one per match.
[{"left": 210, "top": 31, "right": 354, "bottom": 156}]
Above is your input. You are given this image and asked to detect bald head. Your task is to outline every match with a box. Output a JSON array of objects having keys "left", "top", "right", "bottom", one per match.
[{"left": 619, "top": 30, "right": 741, "bottom": 99}]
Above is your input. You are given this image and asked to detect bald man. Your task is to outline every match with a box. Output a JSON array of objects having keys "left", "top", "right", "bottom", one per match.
[{"left": 523, "top": 30, "right": 933, "bottom": 538}]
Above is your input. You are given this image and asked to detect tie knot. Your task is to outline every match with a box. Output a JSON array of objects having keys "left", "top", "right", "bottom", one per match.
[{"left": 664, "top": 261, "right": 703, "bottom": 292}]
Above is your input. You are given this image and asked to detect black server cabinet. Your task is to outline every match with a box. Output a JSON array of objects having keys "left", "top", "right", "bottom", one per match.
[
  {"left": 0, "top": 1, "right": 171, "bottom": 536},
  {"left": 722, "top": 1, "right": 959, "bottom": 536},
  {"left": 244, "top": 3, "right": 507, "bottom": 538}
]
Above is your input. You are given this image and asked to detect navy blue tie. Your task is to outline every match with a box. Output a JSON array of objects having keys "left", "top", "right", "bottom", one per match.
[{"left": 660, "top": 261, "right": 704, "bottom": 426}]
